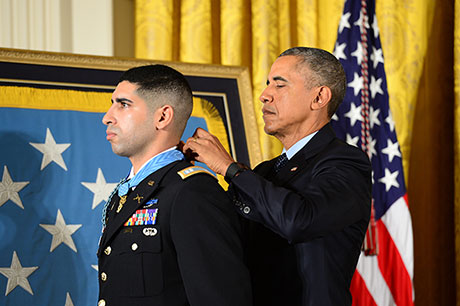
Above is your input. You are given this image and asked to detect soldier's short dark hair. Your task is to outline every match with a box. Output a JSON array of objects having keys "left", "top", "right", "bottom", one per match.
[{"left": 119, "top": 64, "right": 193, "bottom": 133}]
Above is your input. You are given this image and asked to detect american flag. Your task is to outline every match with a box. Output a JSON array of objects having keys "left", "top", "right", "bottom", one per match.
[
  {"left": 0, "top": 87, "right": 208, "bottom": 305},
  {"left": 331, "top": 0, "right": 414, "bottom": 305}
]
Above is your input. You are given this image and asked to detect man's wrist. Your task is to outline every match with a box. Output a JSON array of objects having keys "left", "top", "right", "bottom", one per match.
[{"left": 224, "top": 162, "right": 248, "bottom": 183}]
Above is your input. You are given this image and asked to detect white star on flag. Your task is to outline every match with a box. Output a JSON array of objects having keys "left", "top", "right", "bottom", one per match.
[
  {"left": 334, "top": 42, "right": 347, "bottom": 61},
  {"left": 369, "top": 106, "right": 381, "bottom": 129},
  {"left": 382, "top": 139, "right": 402, "bottom": 162},
  {"left": 369, "top": 75, "right": 384, "bottom": 98},
  {"left": 30, "top": 128, "right": 71, "bottom": 171},
  {"left": 346, "top": 134, "right": 359, "bottom": 147},
  {"left": 370, "top": 47, "right": 384, "bottom": 68},
  {"left": 0, "top": 251, "right": 38, "bottom": 296},
  {"left": 39, "top": 209, "right": 82, "bottom": 252},
  {"left": 386, "top": 110, "right": 396, "bottom": 132},
  {"left": 372, "top": 15, "right": 379, "bottom": 38},
  {"left": 348, "top": 72, "right": 364, "bottom": 96},
  {"left": 344, "top": 102, "right": 363, "bottom": 126},
  {"left": 338, "top": 12, "right": 351, "bottom": 33},
  {"left": 351, "top": 41, "right": 364, "bottom": 65},
  {"left": 0, "top": 165, "right": 29, "bottom": 209},
  {"left": 81, "top": 168, "right": 118, "bottom": 209},
  {"left": 353, "top": 10, "right": 370, "bottom": 33},
  {"left": 368, "top": 138, "right": 377, "bottom": 158},
  {"left": 378, "top": 168, "right": 400, "bottom": 192},
  {"left": 65, "top": 292, "right": 74, "bottom": 306}
]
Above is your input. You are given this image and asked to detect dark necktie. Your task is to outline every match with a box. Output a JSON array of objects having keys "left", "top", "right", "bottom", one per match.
[{"left": 273, "top": 153, "right": 288, "bottom": 173}]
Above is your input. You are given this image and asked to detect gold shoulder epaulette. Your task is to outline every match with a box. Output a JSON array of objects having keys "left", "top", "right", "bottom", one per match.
[{"left": 177, "top": 166, "right": 216, "bottom": 180}]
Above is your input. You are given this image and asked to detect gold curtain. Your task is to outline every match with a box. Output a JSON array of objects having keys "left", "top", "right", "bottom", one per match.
[
  {"left": 135, "top": 0, "right": 431, "bottom": 175},
  {"left": 134, "top": 0, "right": 457, "bottom": 304},
  {"left": 135, "top": 0, "right": 347, "bottom": 162}
]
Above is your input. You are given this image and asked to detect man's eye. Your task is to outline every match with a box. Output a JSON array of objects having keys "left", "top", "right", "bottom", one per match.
[
  {"left": 120, "top": 102, "right": 129, "bottom": 108},
  {"left": 276, "top": 84, "right": 285, "bottom": 88}
]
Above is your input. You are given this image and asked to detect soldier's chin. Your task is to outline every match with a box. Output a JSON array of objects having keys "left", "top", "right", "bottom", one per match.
[{"left": 111, "top": 146, "right": 129, "bottom": 157}]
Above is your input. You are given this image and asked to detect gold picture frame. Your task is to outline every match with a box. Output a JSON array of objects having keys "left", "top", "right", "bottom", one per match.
[{"left": 0, "top": 48, "right": 261, "bottom": 166}]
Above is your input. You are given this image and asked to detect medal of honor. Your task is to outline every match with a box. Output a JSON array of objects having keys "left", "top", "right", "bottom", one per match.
[{"left": 116, "top": 195, "right": 127, "bottom": 213}]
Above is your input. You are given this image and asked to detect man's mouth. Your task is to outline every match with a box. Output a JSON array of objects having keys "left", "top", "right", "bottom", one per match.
[
  {"left": 262, "top": 108, "right": 275, "bottom": 117},
  {"left": 106, "top": 131, "right": 116, "bottom": 141}
]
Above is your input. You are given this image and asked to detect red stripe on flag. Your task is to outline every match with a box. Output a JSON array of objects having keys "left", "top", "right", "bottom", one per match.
[
  {"left": 376, "top": 220, "right": 414, "bottom": 305},
  {"left": 350, "top": 270, "right": 377, "bottom": 306}
]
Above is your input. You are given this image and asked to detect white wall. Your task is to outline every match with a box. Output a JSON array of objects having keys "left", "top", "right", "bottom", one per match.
[{"left": 0, "top": 0, "right": 113, "bottom": 56}]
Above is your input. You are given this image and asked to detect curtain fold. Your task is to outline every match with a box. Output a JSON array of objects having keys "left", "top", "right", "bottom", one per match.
[{"left": 135, "top": 0, "right": 175, "bottom": 60}]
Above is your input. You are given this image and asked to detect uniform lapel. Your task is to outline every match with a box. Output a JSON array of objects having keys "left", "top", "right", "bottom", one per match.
[{"left": 101, "top": 162, "right": 178, "bottom": 247}]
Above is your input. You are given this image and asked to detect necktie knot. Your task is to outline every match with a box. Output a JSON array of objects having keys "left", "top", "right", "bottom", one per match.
[{"left": 274, "top": 153, "right": 288, "bottom": 172}]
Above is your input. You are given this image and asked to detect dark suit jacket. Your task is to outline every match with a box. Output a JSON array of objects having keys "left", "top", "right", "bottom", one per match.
[
  {"left": 229, "top": 123, "right": 372, "bottom": 306},
  {"left": 97, "top": 160, "right": 252, "bottom": 306}
]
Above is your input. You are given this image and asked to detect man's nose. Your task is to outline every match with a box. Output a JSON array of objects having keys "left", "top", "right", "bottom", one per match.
[
  {"left": 102, "top": 105, "right": 114, "bottom": 125},
  {"left": 259, "top": 88, "right": 273, "bottom": 104}
]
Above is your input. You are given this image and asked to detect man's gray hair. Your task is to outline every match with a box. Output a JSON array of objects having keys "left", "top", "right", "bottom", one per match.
[{"left": 279, "top": 47, "right": 347, "bottom": 118}]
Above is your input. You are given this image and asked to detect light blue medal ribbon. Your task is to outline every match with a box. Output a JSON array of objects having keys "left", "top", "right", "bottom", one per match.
[
  {"left": 101, "top": 149, "right": 184, "bottom": 229},
  {"left": 118, "top": 149, "right": 185, "bottom": 197}
]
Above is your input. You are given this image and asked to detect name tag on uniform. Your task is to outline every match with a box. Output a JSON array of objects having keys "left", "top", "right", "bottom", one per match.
[{"left": 124, "top": 208, "right": 158, "bottom": 226}]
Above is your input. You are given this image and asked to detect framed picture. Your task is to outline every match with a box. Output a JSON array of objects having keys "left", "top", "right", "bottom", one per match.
[{"left": 0, "top": 48, "right": 260, "bottom": 305}]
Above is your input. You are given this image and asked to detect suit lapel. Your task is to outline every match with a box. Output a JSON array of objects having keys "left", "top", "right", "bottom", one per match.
[
  {"left": 101, "top": 162, "right": 178, "bottom": 247},
  {"left": 273, "top": 123, "right": 337, "bottom": 184},
  {"left": 255, "top": 158, "right": 277, "bottom": 178}
]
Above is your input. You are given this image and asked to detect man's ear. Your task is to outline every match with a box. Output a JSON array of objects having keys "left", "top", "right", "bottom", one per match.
[
  {"left": 155, "top": 105, "right": 174, "bottom": 130},
  {"left": 312, "top": 86, "right": 332, "bottom": 111}
]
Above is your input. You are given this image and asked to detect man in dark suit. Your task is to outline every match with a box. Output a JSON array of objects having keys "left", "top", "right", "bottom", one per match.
[
  {"left": 184, "top": 47, "right": 372, "bottom": 305},
  {"left": 97, "top": 64, "right": 252, "bottom": 306}
]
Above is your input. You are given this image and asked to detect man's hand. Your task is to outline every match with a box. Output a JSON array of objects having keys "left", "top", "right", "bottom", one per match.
[{"left": 183, "top": 128, "right": 235, "bottom": 176}]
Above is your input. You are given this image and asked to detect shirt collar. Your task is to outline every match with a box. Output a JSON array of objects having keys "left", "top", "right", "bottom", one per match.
[{"left": 283, "top": 131, "right": 318, "bottom": 160}]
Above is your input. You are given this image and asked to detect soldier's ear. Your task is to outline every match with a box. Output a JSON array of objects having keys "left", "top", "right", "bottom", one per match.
[{"left": 155, "top": 105, "right": 174, "bottom": 130}]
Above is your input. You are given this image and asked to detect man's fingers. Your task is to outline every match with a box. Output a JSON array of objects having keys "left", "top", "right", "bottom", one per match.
[
  {"left": 183, "top": 137, "right": 195, "bottom": 152},
  {"left": 184, "top": 136, "right": 206, "bottom": 153},
  {"left": 193, "top": 127, "right": 213, "bottom": 139}
]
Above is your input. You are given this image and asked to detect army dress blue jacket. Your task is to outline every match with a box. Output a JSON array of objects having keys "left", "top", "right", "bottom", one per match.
[{"left": 97, "top": 160, "right": 252, "bottom": 306}]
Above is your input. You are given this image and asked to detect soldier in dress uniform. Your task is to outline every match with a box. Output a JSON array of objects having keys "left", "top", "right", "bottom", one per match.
[{"left": 97, "top": 64, "right": 252, "bottom": 306}]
